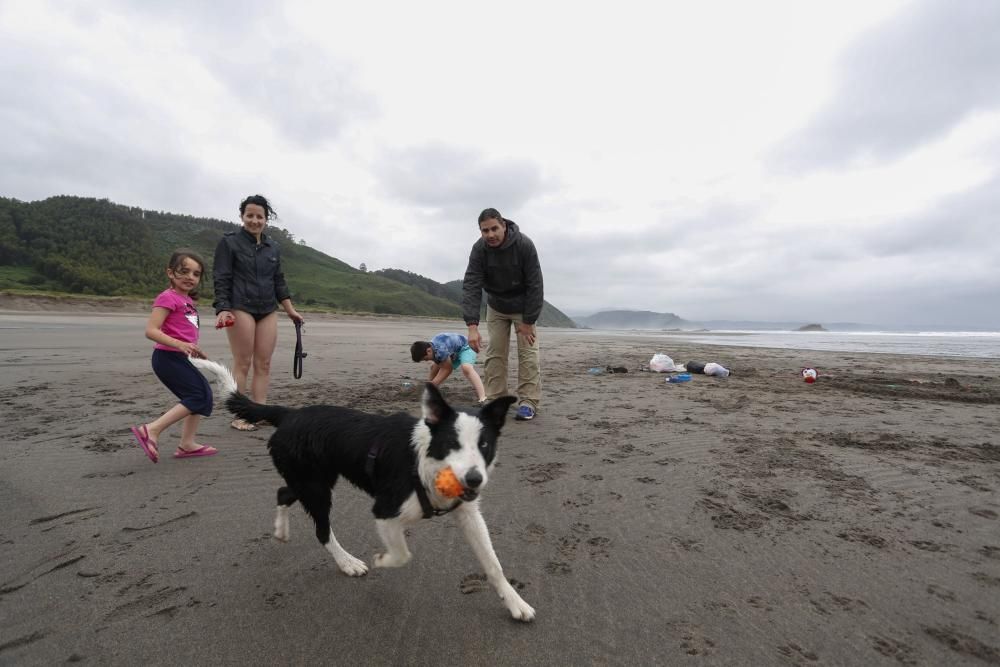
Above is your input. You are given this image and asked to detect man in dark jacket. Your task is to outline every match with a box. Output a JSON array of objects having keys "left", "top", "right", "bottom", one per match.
[{"left": 462, "top": 208, "right": 543, "bottom": 421}]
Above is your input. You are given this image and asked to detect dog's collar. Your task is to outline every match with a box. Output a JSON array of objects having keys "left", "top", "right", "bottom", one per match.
[{"left": 365, "top": 441, "right": 462, "bottom": 519}]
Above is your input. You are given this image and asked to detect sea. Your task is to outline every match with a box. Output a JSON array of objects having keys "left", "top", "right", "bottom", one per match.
[{"left": 569, "top": 329, "right": 1000, "bottom": 359}]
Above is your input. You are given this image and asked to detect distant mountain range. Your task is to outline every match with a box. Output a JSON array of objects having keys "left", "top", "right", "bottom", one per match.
[
  {"left": 574, "top": 310, "right": 686, "bottom": 330},
  {"left": 573, "top": 309, "right": 873, "bottom": 332}
]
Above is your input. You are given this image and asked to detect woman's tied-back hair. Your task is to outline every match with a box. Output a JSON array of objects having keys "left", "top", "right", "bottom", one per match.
[
  {"left": 167, "top": 249, "right": 206, "bottom": 300},
  {"left": 410, "top": 341, "right": 432, "bottom": 362},
  {"left": 240, "top": 194, "right": 277, "bottom": 220},
  {"left": 478, "top": 208, "right": 503, "bottom": 224}
]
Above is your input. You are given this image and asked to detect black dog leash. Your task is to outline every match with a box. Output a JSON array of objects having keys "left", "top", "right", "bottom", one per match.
[{"left": 293, "top": 321, "right": 307, "bottom": 379}]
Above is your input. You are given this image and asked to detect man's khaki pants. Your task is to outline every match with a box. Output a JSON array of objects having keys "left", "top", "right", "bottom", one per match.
[{"left": 484, "top": 305, "right": 541, "bottom": 411}]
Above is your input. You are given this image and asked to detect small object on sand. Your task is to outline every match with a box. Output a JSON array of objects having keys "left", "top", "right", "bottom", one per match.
[
  {"left": 435, "top": 467, "right": 464, "bottom": 498},
  {"left": 801, "top": 368, "right": 818, "bottom": 383},
  {"left": 587, "top": 367, "right": 605, "bottom": 375},
  {"left": 703, "top": 362, "right": 730, "bottom": 378},
  {"left": 401, "top": 380, "right": 414, "bottom": 391},
  {"left": 649, "top": 354, "right": 676, "bottom": 372},
  {"left": 606, "top": 366, "right": 628, "bottom": 374},
  {"left": 687, "top": 361, "right": 730, "bottom": 377},
  {"left": 666, "top": 373, "right": 692, "bottom": 384}
]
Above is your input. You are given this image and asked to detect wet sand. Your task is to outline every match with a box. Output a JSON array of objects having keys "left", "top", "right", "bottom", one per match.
[{"left": 1, "top": 311, "right": 999, "bottom": 665}]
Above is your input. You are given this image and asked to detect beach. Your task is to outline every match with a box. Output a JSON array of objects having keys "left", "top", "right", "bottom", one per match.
[{"left": 1, "top": 311, "right": 999, "bottom": 665}]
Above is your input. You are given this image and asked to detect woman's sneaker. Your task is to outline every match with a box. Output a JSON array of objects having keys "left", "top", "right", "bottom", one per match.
[{"left": 514, "top": 405, "right": 535, "bottom": 421}]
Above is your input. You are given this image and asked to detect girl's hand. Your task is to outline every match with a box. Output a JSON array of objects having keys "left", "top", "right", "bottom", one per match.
[
  {"left": 287, "top": 308, "right": 304, "bottom": 324},
  {"left": 178, "top": 342, "right": 206, "bottom": 359},
  {"left": 216, "top": 311, "right": 235, "bottom": 329}
]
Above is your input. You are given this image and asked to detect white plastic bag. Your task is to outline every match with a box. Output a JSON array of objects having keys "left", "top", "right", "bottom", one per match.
[
  {"left": 703, "top": 362, "right": 730, "bottom": 378},
  {"left": 648, "top": 353, "right": 675, "bottom": 373}
]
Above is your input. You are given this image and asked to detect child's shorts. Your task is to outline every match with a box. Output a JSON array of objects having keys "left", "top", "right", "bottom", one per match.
[
  {"left": 151, "top": 349, "right": 213, "bottom": 416},
  {"left": 451, "top": 344, "right": 477, "bottom": 371}
]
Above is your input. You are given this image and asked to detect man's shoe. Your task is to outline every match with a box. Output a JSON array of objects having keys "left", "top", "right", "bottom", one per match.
[{"left": 514, "top": 405, "right": 535, "bottom": 421}]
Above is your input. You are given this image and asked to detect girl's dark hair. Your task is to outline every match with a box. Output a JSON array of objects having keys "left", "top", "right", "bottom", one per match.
[
  {"left": 478, "top": 208, "right": 503, "bottom": 224},
  {"left": 410, "top": 341, "right": 432, "bottom": 362},
  {"left": 167, "top": 249, "right": 206, "bottom": 300},
  {"left": 240, "top": 194, "right": 277, "bottom": 220}
]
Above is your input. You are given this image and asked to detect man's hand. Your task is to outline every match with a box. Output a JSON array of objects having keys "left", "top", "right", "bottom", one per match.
[
  {"left": 515, "top": 322, "right": 536, "bottom": 346},
  {"left": 467, "top": 326, "right": 481, "bottom": 353}
]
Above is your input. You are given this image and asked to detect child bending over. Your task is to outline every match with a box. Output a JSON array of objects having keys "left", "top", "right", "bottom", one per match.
[{"left": 410, "top": 333, "right": 487, "bottom": 405}]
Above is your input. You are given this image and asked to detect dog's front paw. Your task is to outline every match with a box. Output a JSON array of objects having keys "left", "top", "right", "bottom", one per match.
[
  {"left": 505, "top": 596, "right": 536, "bottom": 622},
  {"left": 273, "top": 508, "right": 290, "bottom": 542},
  {"left": 336, "top": 554, "right": 369, "bottom": 577},
  {"left": 373, "top": 552, "right": 412, "bottom": 569}
]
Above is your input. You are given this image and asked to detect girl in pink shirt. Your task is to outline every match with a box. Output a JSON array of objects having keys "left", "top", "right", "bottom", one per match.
[{"left": 130, "top": 250, "right": 218, "bottom": 462}]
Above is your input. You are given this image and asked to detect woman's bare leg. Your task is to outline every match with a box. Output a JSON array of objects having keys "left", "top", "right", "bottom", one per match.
[
  {"left": 250, "top": 312, "right": 279, "bottom": 404},
  {"left": 226, "top": 310, "right": 258, "bottom": 394}
]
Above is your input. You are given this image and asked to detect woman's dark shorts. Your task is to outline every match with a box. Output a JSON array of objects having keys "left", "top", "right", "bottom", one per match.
[
  {"left": 233, "top": 309, "right": 277, "bottom": 322},
  {"left": 250, "top": 310, "right": 276, "bottom": 322},
  {"left": 151, "top": 349, "right": 213, "bottom": 416}
]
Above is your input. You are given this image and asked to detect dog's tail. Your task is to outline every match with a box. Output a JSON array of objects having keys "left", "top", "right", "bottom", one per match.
[{"left": 190, "top": 358, "right": 292, "bottom": 427}]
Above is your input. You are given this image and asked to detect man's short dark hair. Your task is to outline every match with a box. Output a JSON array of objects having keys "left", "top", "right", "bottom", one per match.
[
  {"left": 478, "top": 208, "right": 503, "bottom": 224},
  {"left": 411, "top": 341, "right": 432, "bottom": 362}
]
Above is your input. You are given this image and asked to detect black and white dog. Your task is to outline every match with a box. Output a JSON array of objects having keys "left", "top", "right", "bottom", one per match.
[{"left": 192, "top": 359, "right": 535, "bottom": 622}]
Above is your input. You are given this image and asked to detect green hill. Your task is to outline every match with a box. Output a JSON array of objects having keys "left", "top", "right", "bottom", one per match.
[
  {"left": 375, "top": 268, "right": 464, "bottom": 304},
  {"left": 0, "top": 195, "right": 461, "bottom": 317},
  {"left": 372, "top": 268, "right": 576, "bottom": 328}
]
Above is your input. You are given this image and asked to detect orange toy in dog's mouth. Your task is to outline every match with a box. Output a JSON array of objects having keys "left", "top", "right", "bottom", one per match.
[{"left": 434, "top": 467, "right": 465, "bottom": 498}]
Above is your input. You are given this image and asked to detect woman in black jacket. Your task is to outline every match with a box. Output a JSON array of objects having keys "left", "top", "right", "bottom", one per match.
[{"left": 213, "top": 194, "right": 304, "bottom": 431}]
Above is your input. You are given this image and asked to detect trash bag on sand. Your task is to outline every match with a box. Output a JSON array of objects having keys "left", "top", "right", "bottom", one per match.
[
  {"left": 648, "top": 354, "right": 676, "bottom": 373},
  {"left": 703, "top": 362, "right": 730, "bottom": 377}
]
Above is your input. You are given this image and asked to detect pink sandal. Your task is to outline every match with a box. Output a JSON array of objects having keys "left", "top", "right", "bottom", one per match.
[
  {"left": 173, "top": 445, "right": 218, "bottom": 459},
  {"left": 130, "top": 425, "right": 158, "bottom": 463}
]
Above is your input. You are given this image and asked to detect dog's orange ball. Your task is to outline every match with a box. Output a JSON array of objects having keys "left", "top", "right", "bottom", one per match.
[{"left": 435, "top": 467, "right": 464, "bottom": 498}]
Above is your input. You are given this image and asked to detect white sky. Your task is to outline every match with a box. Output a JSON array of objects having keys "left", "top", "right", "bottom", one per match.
[{"left": 2, "top": 0, "right": 999, "bottom": 327}]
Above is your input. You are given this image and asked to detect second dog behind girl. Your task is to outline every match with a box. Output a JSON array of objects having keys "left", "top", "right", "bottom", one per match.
[{"left": 130, "top": 249, "right": 218, "bottom": 462}]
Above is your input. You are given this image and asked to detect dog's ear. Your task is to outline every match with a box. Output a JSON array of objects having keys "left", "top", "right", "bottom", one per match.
[
  {"left": 479, "top": 395, "right": 517, "bottom": 430},
  {"left": 422, "top": 382, "right": 455, "bottom": 425}
]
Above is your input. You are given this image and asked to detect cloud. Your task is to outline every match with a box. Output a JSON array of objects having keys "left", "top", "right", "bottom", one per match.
[
  {"left": 202, "top": 45, "right": 377, "bottom": 148},
  {"left": 2, "top": 1, "right": 999, "bottom": 329},
  {"left": 40, "top": 0, "right": 378, "bottom": 148},
  {"left": 861, "top": 173, "right": 999, "bottom": 258},
  {"left": 375, "top": 144, "right": 550, "bottom": 218},
  {"left": 74, "top": 1, "right": 377, "bottom": 147},
  {"left": 0, "top": 29, "right": 221, "bottom": 210},
  {"left": 772, "top": 0, "right": 1000, "bottom": 170}
]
